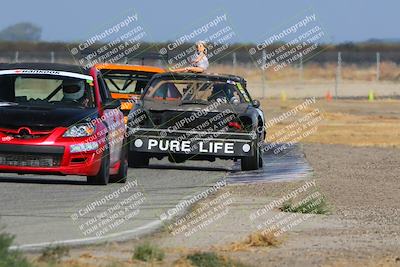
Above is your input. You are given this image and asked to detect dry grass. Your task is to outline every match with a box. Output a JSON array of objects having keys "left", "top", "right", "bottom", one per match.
[
  {"left": 173, "top": 258, "right": 194, "bottom": 267},
  {"left": 244, "top": 230, "right": 281, "bottom": 247},
  {"left": 208, "top": 62, "right": 400, "bottom": 84},
  {"left": 262, "top": 99, "right": 400, "bottom": 148},
  {"left": 299, "top": 112, "right": 400, "bottom": 147},
  {"left": 217, "top": 230, "right": 281, "bottom": 252}
]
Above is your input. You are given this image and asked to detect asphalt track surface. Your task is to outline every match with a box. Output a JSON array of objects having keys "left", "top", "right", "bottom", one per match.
[{"left": 0, "top": 144, "right": 311, "bottom": 251}]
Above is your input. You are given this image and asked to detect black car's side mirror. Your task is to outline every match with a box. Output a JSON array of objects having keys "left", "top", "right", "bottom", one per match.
[
  {"left": 103, "top": 99, "right": 121, "bottom": 109},
  {"left": 252, "top": 99, "right": 260, "bottom": 108}
]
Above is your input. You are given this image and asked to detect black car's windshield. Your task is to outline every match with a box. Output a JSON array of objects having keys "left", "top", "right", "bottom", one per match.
[
  {"left": 0, "top": 73, "right": 96, "bottom": 108},
  {"left": 143, "top": 78, "right": 251, "bottom": 104}
]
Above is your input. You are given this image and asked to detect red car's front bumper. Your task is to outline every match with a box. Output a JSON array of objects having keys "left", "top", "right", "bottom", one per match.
[{"left": 0, "top": 128, "right": 105, "bottom": 176}]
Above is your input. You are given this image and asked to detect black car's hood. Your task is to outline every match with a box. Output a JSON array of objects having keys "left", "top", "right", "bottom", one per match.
[{"left": 0, "top": 105, "right": 98, "bottom": 130}]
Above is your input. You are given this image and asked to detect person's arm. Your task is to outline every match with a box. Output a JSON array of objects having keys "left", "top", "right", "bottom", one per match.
[{"left": 192, "top": 52, "right": 205, "bottom": 63}]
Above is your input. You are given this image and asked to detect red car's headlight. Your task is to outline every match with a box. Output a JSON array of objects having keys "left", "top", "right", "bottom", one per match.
[{"left": 63, "top": 124, "right": 96, "bottom": 137}]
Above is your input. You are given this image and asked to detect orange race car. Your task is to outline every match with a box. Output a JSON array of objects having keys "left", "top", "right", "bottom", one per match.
[{"left": 96, "top": 63, "right": 165, "bottom": 123}]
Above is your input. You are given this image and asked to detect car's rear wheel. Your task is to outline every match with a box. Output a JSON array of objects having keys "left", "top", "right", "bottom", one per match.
[
  {"left": 241, "top": 141, "right": 261, "bottom": 171},
  {"left": 87, "top": 145, "right": 110, "bottom": 185},
  {"left": 128, "top": 151, "right": 149, "bottom": 168},
  {"left": 110, "top": 139, "right": 128, "bottom": 183}
]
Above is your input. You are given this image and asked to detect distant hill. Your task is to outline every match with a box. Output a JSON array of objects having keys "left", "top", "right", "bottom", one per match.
[
  {"left": 365, "top": 38, "right": 400, "bottom": 44},
  {"left": 0, "top": 22, "right": 41, "bottom": 42}
]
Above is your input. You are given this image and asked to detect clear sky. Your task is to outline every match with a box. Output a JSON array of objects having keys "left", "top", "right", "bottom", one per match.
[{"left": 0, "top": 0, "right": 398, "bottom": 43}]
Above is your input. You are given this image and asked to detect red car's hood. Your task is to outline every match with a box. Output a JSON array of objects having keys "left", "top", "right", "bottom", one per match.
[{"left": 0, "top": 105, "right": 98, "bottom": 130}]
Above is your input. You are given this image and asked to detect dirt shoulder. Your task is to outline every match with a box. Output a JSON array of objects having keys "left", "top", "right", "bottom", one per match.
[
  {"left": 159, "top": 143, "right": 400, "bottom": 267},
  {"left": 25, "top": 99, "right": 400, "bottom": 266},
  {"left": 251, "top": 143, "right": 400, "bottom": 267},
  {"left": 28, "top": 143, "right": 400, "bottom": 267}
]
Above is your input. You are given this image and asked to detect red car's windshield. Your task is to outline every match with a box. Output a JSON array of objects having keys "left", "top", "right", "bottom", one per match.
[{"left": 0, "top": 74, "right": 96, "bottom": 108}]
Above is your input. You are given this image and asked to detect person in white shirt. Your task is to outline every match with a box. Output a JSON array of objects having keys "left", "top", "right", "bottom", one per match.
[{"left": 171, "top": 41, "right": 209, "bottom": 73}]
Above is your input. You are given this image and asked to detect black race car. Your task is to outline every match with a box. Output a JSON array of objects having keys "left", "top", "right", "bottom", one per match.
[{"left": 126, "top": 72, "right": 266, "bottom": 171}]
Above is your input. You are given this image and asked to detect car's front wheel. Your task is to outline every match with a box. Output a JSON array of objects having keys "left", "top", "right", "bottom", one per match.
[
  {"left": 241, "top": 141, "right": 261, "bottom": 171},
  {"left": 110, "top": 139, "right": 128, "bottom": 183},
  {"left": 87, "top": 144, "right": 110, "bottom": 185}
]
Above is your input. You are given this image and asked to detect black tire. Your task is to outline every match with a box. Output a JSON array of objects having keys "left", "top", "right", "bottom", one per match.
[
  {"left": 241, "top": 141, "right": 260, "bottom": 171},
  {"left": 259, "top": 150, "right": 264, "bottom": 168},
  {"left": 110, "top": 139, "right": 128, "bottom": 183},
  {"left": 87, "top": 145, "right": 110, "bottom": 185},
  {"left": 128, "top": 150, "right": 149, "bottom": 168}
]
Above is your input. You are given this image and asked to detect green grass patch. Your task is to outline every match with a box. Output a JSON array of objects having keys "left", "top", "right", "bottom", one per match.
[
  {"left": 0, "top": 232, "right": 32, "bottom": 267},
  {"left": 132, "top": 242, "right": 164, "bottom": 262},
  {"left": 38, "top": 245, "right": 69, "bottom": 265},
  {"left": 281, "top": 195, "right": 329, "bottom": 214},
  {"left": 186, "top": 252, "right": 249, "bottom": 267}
]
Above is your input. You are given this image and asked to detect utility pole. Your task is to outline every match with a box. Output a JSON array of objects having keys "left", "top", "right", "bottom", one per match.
[
  {"left": 335, "top": 51, "right": 341, "bottom": 99},
  {"left": 262, "top": 50, "right": 266, "bottom": 99},
  {"left": 299, "top": 54, "right": 303, "bottom": 81},
  {"left": 232, "top": 52, "right": 237, "bottom": 74},
  {"left": 14, "top": 51, "right": 19, "bottom": 63},
  {"left": 50, "top": 51, "right": 55, "bottom": 63},
  {"left": 376, "top": 52, "right": 380, "bottom": 81}
]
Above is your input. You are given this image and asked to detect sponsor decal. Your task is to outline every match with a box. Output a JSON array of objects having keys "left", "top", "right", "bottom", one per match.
[
  {"left": 140, "top": 138, "right": 236, "bottom": 154},
  {"left": 236, "top": 83, "right": 250, "bottom": 102},
  {"left": 0, "top": 69, "right": 93, "bottom": 81}
]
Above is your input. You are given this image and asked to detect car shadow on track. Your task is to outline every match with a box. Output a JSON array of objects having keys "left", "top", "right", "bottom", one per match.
[
  {"left": 0, "top": 176, "right": 87, "bottom": 185},
  {"left": 142, "top": 163, "right": 231, "bottom": 172}
]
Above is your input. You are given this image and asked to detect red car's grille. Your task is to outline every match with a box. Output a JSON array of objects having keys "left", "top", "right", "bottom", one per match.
[
  {"left": 0, "top": 124, "right": 55, "bottom": 132},
  {"left": 0, "top": 127, "right": 52, "bottom": 140},
  {"left": 0, "top": 153, "right": 61, "bottom": 167},
  {"left": 6, "top": 133, "right": 47, "bottom": 140}
]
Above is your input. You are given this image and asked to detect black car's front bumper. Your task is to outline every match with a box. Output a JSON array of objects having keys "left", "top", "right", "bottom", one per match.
[{"left": 129, "top": 128, "right": 257, "bottom": 157}]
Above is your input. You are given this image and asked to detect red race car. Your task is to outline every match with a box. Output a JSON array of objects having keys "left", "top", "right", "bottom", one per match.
[{"left": 0, "top": 63, "right": 127, "bottom": 185}]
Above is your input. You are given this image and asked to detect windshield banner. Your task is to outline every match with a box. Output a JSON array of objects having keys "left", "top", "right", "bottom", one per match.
[{"left": 0, "top": 69, "right": 93, "bottom": 81}]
